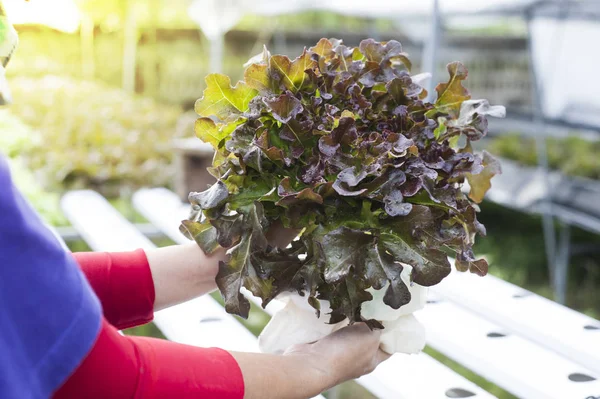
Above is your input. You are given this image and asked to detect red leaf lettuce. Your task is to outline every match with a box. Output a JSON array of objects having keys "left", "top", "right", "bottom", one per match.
[{"left": 181, "top": 38, "right": 503, "bottom": 326}]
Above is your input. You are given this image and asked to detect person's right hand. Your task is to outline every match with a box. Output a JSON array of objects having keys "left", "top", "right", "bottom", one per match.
[{"left": 283, "top": 323, "right": 391, "bottom": 389}]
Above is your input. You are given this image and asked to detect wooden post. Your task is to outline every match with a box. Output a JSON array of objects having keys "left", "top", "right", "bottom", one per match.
[
  {"left": 144, "top": 0, "right": 159, "bottom": 97},
  {"left": 122, "top": 0, "right": 138, "bottom": 93},
  {"left": 172, "top": 138, "right": 215, "bottom": 201},
  {"left": 80, "top": 13, "right": 95, "bottom": 80}
]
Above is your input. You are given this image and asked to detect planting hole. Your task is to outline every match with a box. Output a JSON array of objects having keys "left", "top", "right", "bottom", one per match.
[
  {"left": 568, "top": 373, "right": 597, "bottom": 382},
  {"left": 427, "top": 299, "right": 441, "bottom": 304},
  {"left": 487, "top": 332, "right": 507, "bottom": 338},
  {"left": 200, "top": 317, "right": 221, "bottom": 323},
  {"left": 445, "top": 388, "right": 476, "bottom": 398},
  {"left": 584, "top": 325, "right": 600, "bottom": 331},
  {"left": 512, "top": 292, "right": 532, "bottom": 298}
]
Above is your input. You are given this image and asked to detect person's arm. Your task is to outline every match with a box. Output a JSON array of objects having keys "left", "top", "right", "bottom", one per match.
[
  {"left": 73, "top": 249, "right": 156, "bottom": 329},
  {"left": 54, "top": 317, "right": 387, "bottom": 399},
  {"left": 146, "top": 221, "right": 298, "bottom": 311},
  {"left": 73, "top": 244, "right": 221, "bottom": 315},
  {"left": 53, "top": 317, "right": 244, "bottom": 399},
  {"left": 144, "top": 242, "right": 226, "bottom": 310},
  {"left": 74, "top": 223, "right": 300, "bottom": 329}
]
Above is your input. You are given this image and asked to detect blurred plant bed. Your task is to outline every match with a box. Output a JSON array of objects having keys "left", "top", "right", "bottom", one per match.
[
  {"left": 0, "top": 109, "right": 32, "bottom": 157},
  {"left": 5, "top": 157, "right": 69, "bottom": 226},
  {"left": 0, "top": 110, "right": 68, "bottom": 226},
  {"left": 487, "top": 132, "right": 600, "bottom": 180},
  {"left": 7, "top": 76, "right": 194, "bottom": 196}
]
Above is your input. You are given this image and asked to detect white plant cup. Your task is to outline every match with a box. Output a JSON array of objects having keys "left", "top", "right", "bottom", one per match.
[{"left": 258, "top": 265, "right": 428, "bottom": 355}]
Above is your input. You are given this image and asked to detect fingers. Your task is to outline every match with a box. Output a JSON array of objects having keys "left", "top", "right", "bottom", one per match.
[
  {"left": 310, "top": 323, "right": 386, "bottom": 355},
  {"left": 297, "top": 322, "right": 392, "bottom": 385},
  {"left": 335, "top": 324, "right": 390, "bottom": 367},
  {"left": 325, "top": 322, "right": 381, "bottom": 342}
]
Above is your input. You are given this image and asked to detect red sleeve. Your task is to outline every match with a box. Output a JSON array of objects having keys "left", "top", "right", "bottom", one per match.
[
  {"left": 53, "top": 318, "right": 245, "bottom": 399},
  {"left": 72, "top": 250, "right": 155, "bottom": 330}
]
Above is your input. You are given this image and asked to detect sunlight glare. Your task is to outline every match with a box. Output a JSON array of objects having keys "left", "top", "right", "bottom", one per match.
[{"left": 4, "top": 0, "right": 80, "bottom": 33}]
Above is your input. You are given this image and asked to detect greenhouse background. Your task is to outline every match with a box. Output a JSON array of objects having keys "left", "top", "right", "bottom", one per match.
[{"left": 1, "top": 1, "right": 599, "bottom": 398}]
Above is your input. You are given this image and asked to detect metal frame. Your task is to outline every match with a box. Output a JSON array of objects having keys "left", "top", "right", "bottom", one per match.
[
  {"left": 423, "top": 0, "right": 600, "bottom": 304},
  {"left": 524, "top": 5, "right": 564, "bottom": 302},
  {"left": 523, "top": 0, "right": 593, "bottom": 304}
]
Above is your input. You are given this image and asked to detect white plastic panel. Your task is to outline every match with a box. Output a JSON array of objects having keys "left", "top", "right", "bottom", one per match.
[
  {"left": 358, "top": 353, "right": 496, "bottom": 399},
  {"left": 256, "top": 288, "right": 600, "bottom": 399},
  {"left": 133, "top": 187, "right": 497, "bottom": 399},
  {"left": 62, "top": 190, "right": 157, "bottom": 252},
  {"left": 434, "top": 267, "right": 600, "bottom": 376},
  {"left": 421, "top": 291, "right": 600, "bottom": 399}
]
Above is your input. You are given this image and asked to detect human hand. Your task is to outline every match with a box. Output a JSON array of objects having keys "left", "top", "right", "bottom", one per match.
[{"left": 283, "top": 323, "right": 390, "bottom": 389}]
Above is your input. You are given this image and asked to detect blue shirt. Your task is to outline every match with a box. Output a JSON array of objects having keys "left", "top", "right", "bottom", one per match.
[{"left": 0, "top": 155, "right": 102, "bottom": 399}]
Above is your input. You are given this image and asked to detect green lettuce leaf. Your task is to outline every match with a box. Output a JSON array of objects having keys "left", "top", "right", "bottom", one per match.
[{"left": 196, "top": 74, "right": 257, "bottom": 122}]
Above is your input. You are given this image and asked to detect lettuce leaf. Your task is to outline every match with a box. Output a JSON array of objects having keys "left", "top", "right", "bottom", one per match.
[{"left": 182, "top": 38, "right": 504, "bottom": 327}]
